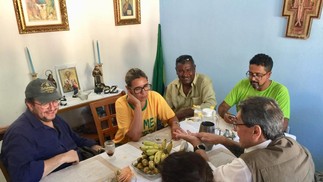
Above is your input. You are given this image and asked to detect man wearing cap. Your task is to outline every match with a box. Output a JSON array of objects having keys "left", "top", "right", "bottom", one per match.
[
  {"left": 1, "top": 79, "right": 103, "bottom": 181},
  {"left": 165, "top": 55, "right": 217, "bottom": 121}
]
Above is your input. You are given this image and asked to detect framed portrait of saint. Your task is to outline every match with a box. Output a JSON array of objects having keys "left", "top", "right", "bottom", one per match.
[
  {"left": 55, "top": 64, "right": 81, "bottom": 95},
  {"left": 13, "top": 0, "right": 69, "bottom": 34},
  {"left": 113, "top": 0, "right": 141, "bottom": 26}
]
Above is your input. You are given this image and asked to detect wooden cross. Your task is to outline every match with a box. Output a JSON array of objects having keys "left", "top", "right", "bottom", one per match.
[{"left": 282, "top": 0, "right": 323, "bottom": 39}]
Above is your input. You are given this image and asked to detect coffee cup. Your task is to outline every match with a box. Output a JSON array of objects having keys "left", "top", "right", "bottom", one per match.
[{"left": 199, "top": 121, "right": 215, "bottom": 151}]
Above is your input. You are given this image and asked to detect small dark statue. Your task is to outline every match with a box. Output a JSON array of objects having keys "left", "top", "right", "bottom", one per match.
[
  {"left": 92, "top": 65, "right": 104, "bottom": 94},
  {"left": 72, "top": 80, "right": 79, "bottom": 98},
  {"left": 92, "top": 65, "right": 102, "bottom": 85},
  {"left": 46, "top": 70, "right": 57, "bottom": 88}
]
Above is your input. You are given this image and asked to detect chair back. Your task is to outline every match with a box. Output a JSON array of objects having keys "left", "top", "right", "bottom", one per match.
[
  {"left": 89, "top": 92, "right": 125, "bottom": 146},
  {"left": 0, "top": 126, "right": 10, "bottom": 182}
]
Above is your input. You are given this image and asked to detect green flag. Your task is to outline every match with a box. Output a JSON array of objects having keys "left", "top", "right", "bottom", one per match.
[{"left": 152, "top": 24, "right": 165, "bottom": 95}]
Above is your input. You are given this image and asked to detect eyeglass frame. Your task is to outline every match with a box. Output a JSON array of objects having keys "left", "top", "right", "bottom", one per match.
[
  {"left": 34, "top": 99, "right": 61, "bottom": 109},
  {"left": 232, "top": 122, "right": 251, "bottom": 130},
  {"left": 245, "top": 71, "right": 270, "bottom": 80},
  {"left": 131, "top": 83, "right": 152, "bottom": 94}
]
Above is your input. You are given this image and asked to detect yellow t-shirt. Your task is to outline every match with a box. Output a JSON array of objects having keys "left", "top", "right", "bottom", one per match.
[{"left": 113, "top": 91, "right": 175, "bottom": 144}]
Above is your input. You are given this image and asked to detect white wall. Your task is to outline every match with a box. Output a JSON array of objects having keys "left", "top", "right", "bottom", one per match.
[
  {"left": 0, "top": 1, "right": 159, "bottom": 180},
  {"left": 0, "top": 0, "right": 160, "bottom": 126}
]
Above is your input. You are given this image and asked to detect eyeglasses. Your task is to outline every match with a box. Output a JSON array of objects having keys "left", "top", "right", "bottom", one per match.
[
  {"left": 34, "top": 100, "right": 61, "bottom": 109},
  {"left": 132, "top": 84, "right": 152, "bottom": 94},
  {"left": 232, "top": 122, "right": 247, "bottom": 130},
  {"left": 246, "top": 71, "right": 268, "bottom": 80}
]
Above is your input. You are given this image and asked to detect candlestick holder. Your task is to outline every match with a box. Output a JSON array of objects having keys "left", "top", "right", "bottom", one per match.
[{"left": 31, "top": 73, "right": 38, "bottom": 80}]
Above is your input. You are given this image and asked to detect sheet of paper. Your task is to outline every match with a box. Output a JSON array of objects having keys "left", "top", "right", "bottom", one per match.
[
  {"left": 180, "top": 120, "right": 201, "bottom": 133},
  {"left": 41, "top": 159, "right": 114, "bottom": 182},
  {"left": 101, "top": 144, "right": 142, "bottom": 169}
]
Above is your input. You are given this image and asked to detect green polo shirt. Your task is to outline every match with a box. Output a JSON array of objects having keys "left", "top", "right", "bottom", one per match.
[{"left": 224, "top": 79, "right": 290, "bottom": 119}]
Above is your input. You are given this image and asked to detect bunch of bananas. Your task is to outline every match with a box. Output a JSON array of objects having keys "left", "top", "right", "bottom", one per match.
[{"left": 133, "top": 139, "right": 173, "bottom": 175}]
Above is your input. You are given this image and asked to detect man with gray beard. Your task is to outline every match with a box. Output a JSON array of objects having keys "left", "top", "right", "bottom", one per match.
[{"left": 218, "top": 53, "right": 290, "bottom": 132}]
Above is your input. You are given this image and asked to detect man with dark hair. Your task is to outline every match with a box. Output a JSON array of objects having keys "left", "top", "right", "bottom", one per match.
[
  {"left": 218, "top": 53, "right": 290, "bottom": 131},
  {"left": 165, "top": 55, "right": 217, "bottom": 121},
  {"left": 113, "top": 68, "right": 181, "bottom": 144},
  {"left": 1, "top": 79, "right": 103, "bottom": 181},
  {"left": 175, "top": 96, "right": 314, "bottom": 182},
  {"left": 159, "top": 151, "right": 214, "bottom": 182}
]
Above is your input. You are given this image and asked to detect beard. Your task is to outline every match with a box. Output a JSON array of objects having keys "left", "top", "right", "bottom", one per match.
[
  {"left": 39, "top": 116, "right": 55, "bottom": 122},
  {"left": 251, "top": 81, "right": 260, "bottom": 90},
  {"left": 32, "top": 109, "right": 57, "bottom": 122}
]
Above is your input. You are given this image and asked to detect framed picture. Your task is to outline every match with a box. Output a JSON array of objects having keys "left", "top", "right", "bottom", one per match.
[
  {"left": 13, "top": 0, "right": 69, "bottom": 34},
  {"left": 55, "top": 65, "right": 81, "bottom": 95},
  {"left": 282, "top": 0, "right": 323, "bottom": 39},
  {"left": 113, "top": 0, "right": 141, "bottom": 26}
]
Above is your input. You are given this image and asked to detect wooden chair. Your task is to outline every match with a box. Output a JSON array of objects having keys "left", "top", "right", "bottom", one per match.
[
  {"left": 0, "top": 126, "right": 10, "bottom": 182},
  {"left": 89, "top": 92, "right": 125, "bottom": 146}
]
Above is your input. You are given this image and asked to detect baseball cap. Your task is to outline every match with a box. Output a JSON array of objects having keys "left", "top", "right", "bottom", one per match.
[{"left": 25, "top": 78, "right": 62, "bottom": 104}]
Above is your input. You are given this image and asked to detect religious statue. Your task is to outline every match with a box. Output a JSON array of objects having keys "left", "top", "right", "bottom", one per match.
[
  {"left": 92, "top": 65, "right": 103, "bottom": 87},
  {"left": 72, "top": 79, "right": 79, "bottom": 98},
  {"left": 45, "top": 70, "right": 57, "bottom": 88}
]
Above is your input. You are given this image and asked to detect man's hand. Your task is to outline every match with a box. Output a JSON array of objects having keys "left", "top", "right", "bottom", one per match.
[
  {"left": 194, "top": 132, "right": 226, "bottom": 145},
  {"left": 43, "top": 150, "right": 80, "bottom": 177},
  {"left": 91, "top": 145, "right": 104, "bottom": 153},
  {"left": 223, "top": 113, "right": 237, "bottom": 124},
  {"left": 173, "top": 130, "right": 201, "bottom": 147},
  {"left": 170, "top": 121, "right": 184, "bottom": 140}
]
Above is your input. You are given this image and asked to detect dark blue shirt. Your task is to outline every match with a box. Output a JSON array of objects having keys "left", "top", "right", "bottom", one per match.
[{"left": 0, "top": 109, "right": 96, "bottom": 182}]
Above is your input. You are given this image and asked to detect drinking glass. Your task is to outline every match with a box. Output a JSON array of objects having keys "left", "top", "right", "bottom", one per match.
[
  {"left": 214, "top": 114, "right": 221, "bottom": 135},
  {"left": 104, "top": 140, "right": 115, "bottom": 157},
  {"left": 199, "top": 121, "right": 215, "bottom": 151}
]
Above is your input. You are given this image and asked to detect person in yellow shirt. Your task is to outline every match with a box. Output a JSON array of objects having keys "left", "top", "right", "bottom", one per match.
[{"left": 114, "top": 68, "right": 181, "bottom": 144}]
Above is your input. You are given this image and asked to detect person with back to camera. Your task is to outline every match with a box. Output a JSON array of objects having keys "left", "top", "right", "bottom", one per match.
[
  {"left": 0, "top": 79, "right": 103, "bottom": 182},
  {"left": 218, "top": 53, "right": 290, "bottom": 132},
  {"left": 113, "top": 68, "right": 182, "bottom": 144},
  {"left": 159, "top": 151, "right": 214, "bottom": 182},
  {"left": 165, "top": 55, "right": 217, "bottom": 121},
  {"left": 174, "top": 96, "right": 314, "bottom": 182}
]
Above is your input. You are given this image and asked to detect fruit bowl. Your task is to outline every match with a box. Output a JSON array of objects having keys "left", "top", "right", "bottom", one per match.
[
  {"left": 132, "top": 139, "right": 173, "bottom": 179},
  {"left": 131, "top": 161, "right": 161, "bottom": 180}
]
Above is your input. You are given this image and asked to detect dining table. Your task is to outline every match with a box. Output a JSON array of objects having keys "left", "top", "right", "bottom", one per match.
[{"left": 40, "top": 114, "right": 296, "bottom": 182}]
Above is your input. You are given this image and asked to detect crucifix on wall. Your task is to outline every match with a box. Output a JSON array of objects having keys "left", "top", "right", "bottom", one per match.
[{"left": 282, "top": 0, "right": 323, "bottom": 39}]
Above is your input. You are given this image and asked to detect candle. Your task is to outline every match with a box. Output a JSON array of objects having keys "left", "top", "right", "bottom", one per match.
[
  {"left": 26, "top": 47, "right": 35, "bottom": 74},
  {"left": 96, "top": 40, "right": 101, "bottom": 64}
]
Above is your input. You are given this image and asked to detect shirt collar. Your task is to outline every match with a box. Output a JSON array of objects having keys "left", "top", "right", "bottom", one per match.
[{"left": 244, "top": 139, "right": 272, "bottom": 153}]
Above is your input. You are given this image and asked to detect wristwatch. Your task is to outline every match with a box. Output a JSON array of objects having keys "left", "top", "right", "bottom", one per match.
[{"left": 194, "top": 144, "right": 206, "bottom": 152}]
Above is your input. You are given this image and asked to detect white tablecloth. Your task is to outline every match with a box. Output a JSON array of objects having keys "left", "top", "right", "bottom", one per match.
[{"left": 41, "top": 115, "right": 296, "bottom": 182}]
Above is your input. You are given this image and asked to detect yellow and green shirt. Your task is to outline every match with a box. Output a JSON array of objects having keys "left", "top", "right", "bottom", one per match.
[{"left": 114, "top": 91, "right": 175, "bottom": 144}]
